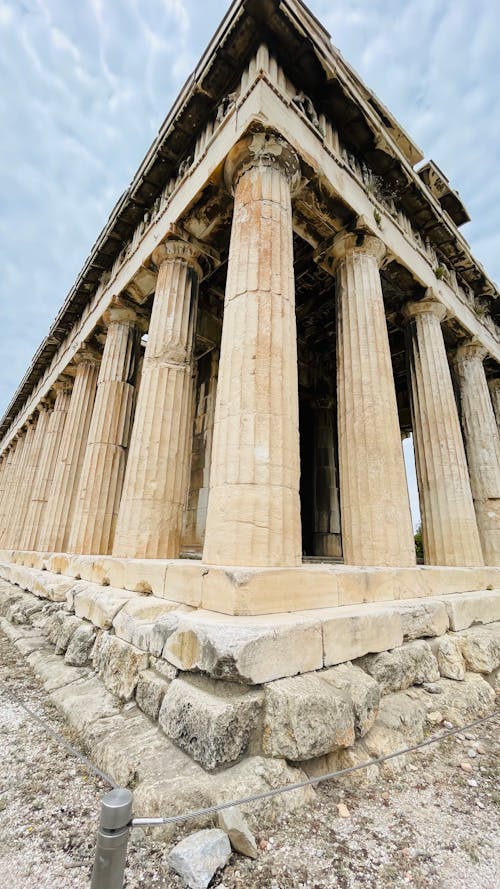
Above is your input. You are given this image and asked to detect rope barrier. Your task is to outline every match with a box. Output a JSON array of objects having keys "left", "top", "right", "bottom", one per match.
[{"left": 131, "top": 709, "right": 500, "bottom": 826}]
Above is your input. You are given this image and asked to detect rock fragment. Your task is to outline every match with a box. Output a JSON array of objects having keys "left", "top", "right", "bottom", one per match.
[{"left": 168, "top": 829, "right": 231, "bottom": 889}]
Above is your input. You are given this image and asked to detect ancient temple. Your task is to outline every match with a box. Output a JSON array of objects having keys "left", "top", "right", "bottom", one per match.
[{"left": 0, "top": 0, "right": 499, "bottom": 797}]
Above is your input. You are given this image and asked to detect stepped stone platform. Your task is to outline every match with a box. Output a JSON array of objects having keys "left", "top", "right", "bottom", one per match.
[
  {"left": 0, "top": 556, "right": 498, "bottom": 812},
  {"left": 2, "top": 549, "right": 500, "bottom": 615}
]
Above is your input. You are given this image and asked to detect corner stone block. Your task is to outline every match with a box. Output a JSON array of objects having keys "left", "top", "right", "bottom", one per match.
[
  {"left": 262, "top": 672, "right": 355, "bottom": 760},
  {"left": 322, "top": 604, "right": 403, "bottom": 667},
  {"left": 356, "top": 640, "right": 439, "bottom": 695},
  {"left": 164, "top": 561, "right": 205, "bottom": 607},
  {"left": 92, "top": 633, "right": 149, "bottom": 701},
  {"left": 159, "top": 676, "right": 263, "bottom": 770},
  {"left": 163, "top": 612, "right": 324, "bottom": 684},
  {"left": 445, "top": 590, "right": 500, "bottom": 631}
]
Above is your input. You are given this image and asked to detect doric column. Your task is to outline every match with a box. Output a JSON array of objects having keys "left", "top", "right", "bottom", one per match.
[
  {"left": 453, "top": 339, "right": 500, "bottom": 565},
  {"left": 113, "top": 240, "right": 201, "bottom": 559},
  {"left": 23, "top": 380, "right": 72, "bottom": 552},
  {"left": 15, "top": 401, "right": 52, "bottom": 550},
  {"left": 203, "top": 132, "right": 302, "bottom": 567},
  {"left": 332, "top": 229, "right": 416, "bottom": 567},
  {"left": 4, "top": 420, "right": 38, "bottom": 549},
  {"left": 69, "top": 300, "right": 142, "bottom": 555},
  {"left": 0, "top": 443, "right": 17, "bottom": 543},
  {"left": 404, "top": 297, "right": 483, "bottom": 566},
  {"left": 488, "top": 378, "right": 500, "bottom": 432},
  {"left": 39, "top": 349, "right": 100, "bottom": 553},
  {"left": 312, "top": 402, "right": 342, "bottom": 558}
]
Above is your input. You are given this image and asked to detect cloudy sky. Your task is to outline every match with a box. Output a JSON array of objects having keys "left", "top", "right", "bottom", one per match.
[{"left": 1, "top": 0, "right": 499, "bottom": 526}]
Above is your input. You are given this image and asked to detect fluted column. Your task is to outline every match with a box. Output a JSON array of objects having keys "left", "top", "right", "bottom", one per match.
[
  {"left": 23, "top": 380, "right": 72, "bottom": 551},
  {"left": 0, "top": 443, "right": 17, "bottom": 543},
  {"left": 404, "top": 297, "right": 483, "bottom": 566},
  {"left": 332, "top": 229, "right": 415, "bottom": 567},
  {"left": 113, "top": 240, "right": 201, "bottom": 559},
  {"left": 488, "top": 378, "right": 500, "bottom": 432},
  {"left": 203, "top": 132, "right": 302, "bottom": 567},
  {"left": 4, "top": 420, "right": 38, "bottom": 549},
  {"left": 453, "top": 339, "right": 500, "bottom": 565},
  {"left": 39, "top": 349, "right": 100, "bottom": 553},
  {"left": 312, "top": 402, "right": 342, "bottom": 558},
  {"left": 69, "top": 301, "right": 141, "bottom": 555},
  {"left": 14, "top": 402, "right": 52, "bottom": 550}
]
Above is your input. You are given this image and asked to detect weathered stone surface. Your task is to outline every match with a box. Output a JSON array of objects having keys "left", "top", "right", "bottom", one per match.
[
  {"left": 410, "top": 674, "right": 496, "bottom": 725},
  {"left": 50, "top": 674, "right": 121, "bottom": 729},
  {"left": 458, "top": 624, "right": 500, "bottom": 674},
  {"left": 377, "top": 692, "right": 427, "bottom": 744},
  {"left": 64, "top": 623, "right": 96, "bottom": 666},
  {"left": 54, "top": 614, "right": 83, "bottom": 654},
  {"left": 112, "top": 596, "right": 186, "bottom": 649},
  {"left": 217, "top": 806, "right": 258, "bottom": 859},
  {"left": 149, "top": 613, "right": 184, "bottom": 657},
  {"left": 362, "top": 722, "right": 408, "bottom": 775},
  {"left": 445, "top": 590, "right": 500, "bottom": 631},
  {"left": 168, "top": 829, "right": 231, "bottom": 889},
  {"left": 159, "top": 676, "right": 263, "bottom": 770},
  {"left": 485, "top": 667, "right": 500, "bottom": 692},
  {"left": 322, "top": 604, "right": 403, "bottom": 667},
  {"left": 431, "top": 635, "right": 466, "bottom": 681},
  {"left": 136, "top": 669, "right": 171, "bottom": 721},
  {"left": 92, "top": 633, "right": 149, "bottom": 701},
  {"left": 149, "top": 656, "right": 177, "bottom": 681},
  {"left": 302, "top": 740, "right": 379, "bottom": 788},
  {"left": 164, "top": 612, "right": 323, "bottom": 684},
  {"left": 73, "top": 584, "right": 137, "bottom": 628},
  {"left": 210, "top": 756, "right": 316, "bottom": 821},
  {"left": 262, "top": 672, "right": 355, "bottom": 760},
  {"left": 397, "top": 600, "right": 449, "bottom": 640},
  {"left": 320, "top": 662, "right": 380, "bottom": 737},
  {"left": 357, "top": 640, "right": 439, "bottom": 694}
]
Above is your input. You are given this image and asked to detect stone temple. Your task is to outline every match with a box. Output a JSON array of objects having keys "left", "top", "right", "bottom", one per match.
[{"left": 0, "top": 0, "right": 499, "bottom": 811}]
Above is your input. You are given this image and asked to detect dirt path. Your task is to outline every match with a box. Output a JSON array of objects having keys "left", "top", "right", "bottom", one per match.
[{"left": 0, "top": 626, "right": 498, "bottom": 888}]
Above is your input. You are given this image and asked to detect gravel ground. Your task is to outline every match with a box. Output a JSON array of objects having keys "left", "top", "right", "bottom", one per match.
[{"left": 0, "top": 625, "right": 499, "bottom": 889}]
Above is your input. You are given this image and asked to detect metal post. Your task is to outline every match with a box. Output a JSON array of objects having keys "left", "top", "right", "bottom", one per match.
[{"left": 90, "top": 788, "right": 133, "bottom": 889}]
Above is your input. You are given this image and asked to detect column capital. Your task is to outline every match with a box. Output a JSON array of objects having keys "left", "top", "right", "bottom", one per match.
[
  {"left": 331, "top": 228, "right": 386, "bottom": 270},
  {"left": 224, "top": 130, "right": 301, "bottom": 195},
  {"left": 454, "top": 337, "right": 487, "bottom": 363},
  {"left": 103, "top": 295, "right": 147, "bottom": 329},
  {"left": 73, "top": 344, "right": 101, "bottom": 367},
  {"left": 152, "top": 238, "right": 202, "bottom": 276},
  {"left": 52, "top": 376, "right": 73, "bottom": 397},
  {"left": 403, "top": 292, "right": 446, "bottom": 324}
]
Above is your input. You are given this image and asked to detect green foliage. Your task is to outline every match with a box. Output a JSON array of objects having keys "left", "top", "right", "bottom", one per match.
[{"left": 414, "top": 523, "right": 424, "bottom": 561}]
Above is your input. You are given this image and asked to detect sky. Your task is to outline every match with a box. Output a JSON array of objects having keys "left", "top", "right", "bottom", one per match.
[{"left": 1, "top": 0, "right": 499, "bottom": 528}]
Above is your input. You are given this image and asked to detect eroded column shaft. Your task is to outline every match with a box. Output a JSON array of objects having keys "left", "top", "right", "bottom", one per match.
[
  {"left": 203, "top": 134, "right": 302, "bottom": 567},
  {"left": 113, "top": 241, "right": 200, "bottom": 559},
  {"left": 454, "top": 340, "right": 500, "bottom": 565},
  {"left": 69, "top": 311, "right": 140, "bottom": 555},
  {"left": 39, "top": 355, "right": 99, "bottom": 552},
  {"left": 23, "top": 382, "right": 72, "bottom": 551},
  {"left": 405, "top": 299, "right": 483, "bottom": 566},
  {"left": 334, "top": 232, "right": 415, "bottom": 567},
  {"left": 0, "top": 444, "right": 17, "bottom": 543}
]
